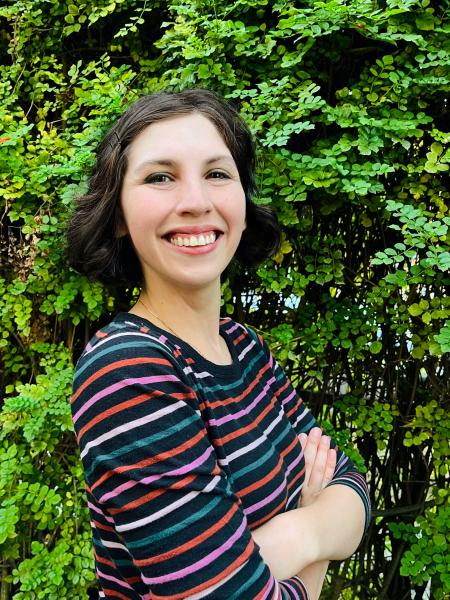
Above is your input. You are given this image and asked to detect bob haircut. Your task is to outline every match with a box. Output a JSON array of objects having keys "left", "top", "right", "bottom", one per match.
[{"left": 67, "top": 89, "right": 280, "bottom": 286}]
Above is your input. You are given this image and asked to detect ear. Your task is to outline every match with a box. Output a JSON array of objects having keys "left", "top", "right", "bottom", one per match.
[
  {"left": 116, "top": 218, "right": 128, "bottom": 238},
  {"left": 115, "top": 206, "right": 129, "bottom": 237}
]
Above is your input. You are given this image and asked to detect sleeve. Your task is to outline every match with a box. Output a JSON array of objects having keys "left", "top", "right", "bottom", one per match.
[
  {"left": 256, "top": 332, "right": 371, "bottom": 533},
  {"left": 71, "top": 336, "right": 311, "bottom": 600}
]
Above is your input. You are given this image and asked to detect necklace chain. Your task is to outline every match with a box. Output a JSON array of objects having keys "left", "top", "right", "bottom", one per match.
[
  {"left": 138, "top": 296, "right": 179, "bottom": 338},
  {"left": 137, "top": 296, "right": 231, "bottom": 365}
]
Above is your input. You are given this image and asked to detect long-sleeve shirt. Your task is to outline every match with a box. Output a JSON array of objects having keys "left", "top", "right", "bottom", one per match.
[{"left": 71, "top": 313, "right": 371, "bottom": 599}]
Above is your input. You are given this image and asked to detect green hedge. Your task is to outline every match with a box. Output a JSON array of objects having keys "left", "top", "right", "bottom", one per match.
[{"left": 1, "top": 1, "right": 449, "bottom": 598}]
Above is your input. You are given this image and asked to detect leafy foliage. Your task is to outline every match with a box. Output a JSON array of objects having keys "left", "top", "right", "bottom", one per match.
[{"left": 1, "top": 0, "right": 449, "bottom": 598}]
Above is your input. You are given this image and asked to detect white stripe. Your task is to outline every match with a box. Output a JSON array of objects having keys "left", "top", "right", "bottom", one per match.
[
  {"left": 80, "top": 400, "right": 186, "bottom": 459},
  {"left": 116, "top": 476, "right": 221, "bottom": 532},
  {"left": 188, "top": 562, "right": 247, "bottom": 599},
  {"left": 99, "top": 539, "right": 130, "bottom": 552},
  {"left": 226, "top": 408, "right": 284, "bottom": 463},
  {"left": 292, "top": 406, "right": 308, "bottom": 429},
  {"left": 85, "top": 329, "right": 171, "bottom": 354},
  {"left": 192, "top": 370, "right": 214, "bottom": 379},
  {"left": 287, "top": 483, "right": 303, "bottom": 508},
  {"left": 238, "top": 339, "right": 256, "bottom": 361}
]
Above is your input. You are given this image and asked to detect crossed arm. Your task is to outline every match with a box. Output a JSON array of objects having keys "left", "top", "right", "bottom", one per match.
[{"left": 253, "top": 427, "right": 367, "bottom": 599}]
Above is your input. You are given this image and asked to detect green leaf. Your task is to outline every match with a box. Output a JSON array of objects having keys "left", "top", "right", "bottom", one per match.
[
  {"left": 408, "top": 304, "right": 423, "bottom": 317},
  {"left": 415, "top": 15, "right": 435, "bottom": 31},
  {"left": 370, "top": 341, "right": 383, "bottom": 354}
]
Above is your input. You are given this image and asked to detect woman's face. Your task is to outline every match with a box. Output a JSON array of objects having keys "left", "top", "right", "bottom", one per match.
[{"left": 119, "top": 113, "right": 246, "bottom": 294}]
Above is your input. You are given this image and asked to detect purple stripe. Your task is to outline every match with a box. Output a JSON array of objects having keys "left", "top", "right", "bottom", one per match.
[
  {"left": 261, "top": 575, "right": 277, "bottom": 600},
  {"left": 225, "top": 322, "right": 241, "bottom": 334},
  {"left": 99, "top": 445, "right": 214, "bottom": 503},
  {"left": 96, "top": 568, "right": 134, "bottom": 590},
  {"left": 285, "top": 446, "right": 303, "bottom": 475},
  {"left": 88, "top": 501, "right": 114, "bottom": 523},
  {"left": 335, "top": 454, "right": 349, "bottom": 474},
  {"left": 282, "top": 580, "right": 301, "bottom": 600},
  {"left": 72, "top": 374, "right": 180, "bottom": 423},
  {"left": 207, "top": 377, "right": 276, "bottom": 427},
  {"left": 142, "top": 517, "right": 248, "bottom": 584},
  {"left": 281, "top": 389, "right": 296, "bottom": 407},
  {"left": 244, "top": 477, "right": 287, "bottom": 516}
]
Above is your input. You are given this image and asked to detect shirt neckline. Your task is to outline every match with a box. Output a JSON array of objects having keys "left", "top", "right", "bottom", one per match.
[{"left": 114, "top": 312, "right": 243, "bottom": 379}]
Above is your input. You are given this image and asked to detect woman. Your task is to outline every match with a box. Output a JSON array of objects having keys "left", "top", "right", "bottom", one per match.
[{"left": 68, "top": 89, "right": 371, "bottom": 599}]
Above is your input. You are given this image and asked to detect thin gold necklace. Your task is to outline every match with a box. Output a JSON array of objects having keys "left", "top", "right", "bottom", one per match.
[
  {"left": 138, "top": 295, "right": 231, "bottom": 364},
  {"left": 138, "top": 295, "right": 179, "bottom": 338}
]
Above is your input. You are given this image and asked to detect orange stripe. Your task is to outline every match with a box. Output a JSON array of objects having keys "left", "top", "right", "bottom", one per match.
[
  {"left": 135, "top": 503, "right": 240, "bottom": 567},
  {"left": 204, "top": 362, "right": 271, "bottom": 410},
  {"left": 91, "top": 428, "right": 208, "bottom": 492},
  {"left": 77, "top": 387, "right": 196, "bottom": 443},
  {"left": 102, "top": 589, "right": 130, "bottom": 600},
  {"left": 286, "top": 396, "right": 304, "bottom": 419},
  {"left": 150, "top": 538, "right": 255, "bottom": 600},
  {"left": 248, "top": 496, "right": 287, "bottom": 530},
  {"left": 213, "top": 395, "right": 277, "bottom": 445},
  {"left": 238, "top": 457, "right": 284, "bottom": 498},
  {"left": 91, "top": 518, "right": 115, "bottom": 533},
  {"left": 71, "top": 356, "right": 171, "bottom": 404},
  {"left": 287, "top": 464, "right": 306, "bottom": 490},
  {"left": 109, "top": 474, "right": 196, "bottom": 515},
  {"left": 280, "top": 435, "right": 298, "bottom": 460},
  {"left": 233, "top": 332, "right": 246, "bottom": 346},
  {"left": 273, "top": 378, "right": 290, "bottom": 399},
  {"left": 77, "top": 390, "right": 162, "bottom": 441},
  {"left": 94, "top": 552, "right": 115, "bottom": 567}
]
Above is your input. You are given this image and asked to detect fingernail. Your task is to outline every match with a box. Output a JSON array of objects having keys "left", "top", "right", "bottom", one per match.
[
  {"left": 310, "top": 427, "right": 321, "bottom": 437},
  {"left": 322, "top": 435, "right": 330, "bottom": 443}
]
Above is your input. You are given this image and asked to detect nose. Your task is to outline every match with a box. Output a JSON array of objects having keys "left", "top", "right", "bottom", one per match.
[{"left": 175, "top": 177, "right": 213, "bottom": 216}]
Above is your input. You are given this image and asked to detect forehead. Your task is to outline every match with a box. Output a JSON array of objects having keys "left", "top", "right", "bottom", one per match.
[{"left": 126, "top": 113, "right": 232, "bottom": 163}]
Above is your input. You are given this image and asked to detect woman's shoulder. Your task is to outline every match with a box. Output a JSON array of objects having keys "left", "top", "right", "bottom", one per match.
[{"left": 74, "top": 312, "right": 180, "bottom": 378}]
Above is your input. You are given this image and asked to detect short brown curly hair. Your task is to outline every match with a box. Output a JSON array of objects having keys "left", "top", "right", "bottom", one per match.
[{"left": 67, "top": 89, "right": 280, "bottom": 286}]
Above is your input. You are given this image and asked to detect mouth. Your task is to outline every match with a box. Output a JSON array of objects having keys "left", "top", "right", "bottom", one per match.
[{"left": 164, "top": 230, "right": 222, "bottom": 248}]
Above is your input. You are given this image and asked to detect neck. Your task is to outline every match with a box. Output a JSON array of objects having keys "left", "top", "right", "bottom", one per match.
[{"left": 130, "top": 279, "right": 231, "bottom": 364}]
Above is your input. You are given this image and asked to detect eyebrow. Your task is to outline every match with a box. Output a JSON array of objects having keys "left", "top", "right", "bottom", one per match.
[{"left": 133, "top": 155, "right": 236, "bottom": 173}]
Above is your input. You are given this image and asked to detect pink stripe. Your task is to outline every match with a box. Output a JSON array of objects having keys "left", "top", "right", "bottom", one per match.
[
  {"left": 285, "top": 446, "right": 303, "bottom": 475},
  {"left": 260, "top": 575, "right": 277, "bottom": 600},
  {"left": 281, "top": 389, "right": 296, "bottom": 407},
  {"left": 88, "top": 501, "right": 115, "bottom": 523},
  {"left": 207, "top": 378, "right": 276, "bottom": 427},
  {"left": 224, "top": 322, "right": 241, "bottom": 334},
  {"left": 282, "top": 580, "right": 301, "bottom": 600},
  {"left": 96, "top": 568, "right": 133, "bottom": 590},
  {"left": 72, "top": 374, "right": 179, "bottom": 423},
  {"left": 244, "top": 478, "right": 286, "bottom": 516},
  {"left": 99, "top": 445, "right": 214, "bottom": 503},
  {"left": 142, "top": 518, "right": 247, "bottom": 584}
]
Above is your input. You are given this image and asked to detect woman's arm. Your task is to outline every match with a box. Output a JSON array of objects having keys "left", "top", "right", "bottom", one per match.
[
  {"left": 297, "top": 561, "right": 329, "bottom": 600},
  {"left": 253, "top": 428, "right": 366, "bottom": 581}
]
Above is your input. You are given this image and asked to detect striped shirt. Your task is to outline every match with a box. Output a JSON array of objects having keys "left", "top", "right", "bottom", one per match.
[{"left": 71, "top": 313, "right": 370, "bottom": 599}]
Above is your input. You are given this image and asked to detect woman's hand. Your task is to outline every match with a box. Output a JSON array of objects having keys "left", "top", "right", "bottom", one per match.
[{"left": 298, "top": 427, "right": 337, "bottom": 507}]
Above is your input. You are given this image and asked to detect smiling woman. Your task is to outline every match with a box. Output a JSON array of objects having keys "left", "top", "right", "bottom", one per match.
[{"left": 67, "top": 89, "right": 370, "bottom": 599}]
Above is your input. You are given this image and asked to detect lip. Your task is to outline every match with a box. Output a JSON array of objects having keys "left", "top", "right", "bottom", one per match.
[
  {"left": 163, "top": 224, "right": 223, "bottom": 237},
  {"left": 163, "top": 234, "right": 221, "bottom": 255}
]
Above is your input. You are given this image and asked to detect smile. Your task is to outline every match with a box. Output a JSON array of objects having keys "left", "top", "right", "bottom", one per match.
[{"left": 168, "top": 232, "right": 218, "bottom": 247}]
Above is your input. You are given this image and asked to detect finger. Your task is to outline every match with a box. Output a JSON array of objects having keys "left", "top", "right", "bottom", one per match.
[
  {"left": 298, "top": 432, "right": 308, "bottom": 449},
  {"left": 302, "top": 427, "right": 322, "bottom": 485},
  {"left": 307, "top": 435, "right": 330, "bottom": 492},
  {"left": 322, "top": 447, "right": 337, "bottom": 488}
]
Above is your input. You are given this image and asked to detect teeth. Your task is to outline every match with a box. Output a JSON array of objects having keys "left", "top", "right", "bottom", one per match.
[{"left": 170, "top": 232, "right": 217, "bottom": 247}]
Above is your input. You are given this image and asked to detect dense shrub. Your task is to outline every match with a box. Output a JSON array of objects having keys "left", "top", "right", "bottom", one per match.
[{"left": 1, "top": 1, "right": 448, "bottom": 598}]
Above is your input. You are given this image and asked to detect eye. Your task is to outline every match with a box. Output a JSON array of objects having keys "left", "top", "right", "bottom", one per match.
[
  {"left": 144, "top": 173, "right": 172, "bottom": 184},
  {"left": 207, "top": 170, "right": 231, "bottom": 180}
]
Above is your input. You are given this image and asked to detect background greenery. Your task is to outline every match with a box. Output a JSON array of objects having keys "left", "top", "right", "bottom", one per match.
[{"left": 1, "top": 0, "right": 449, "bottom": 598}]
